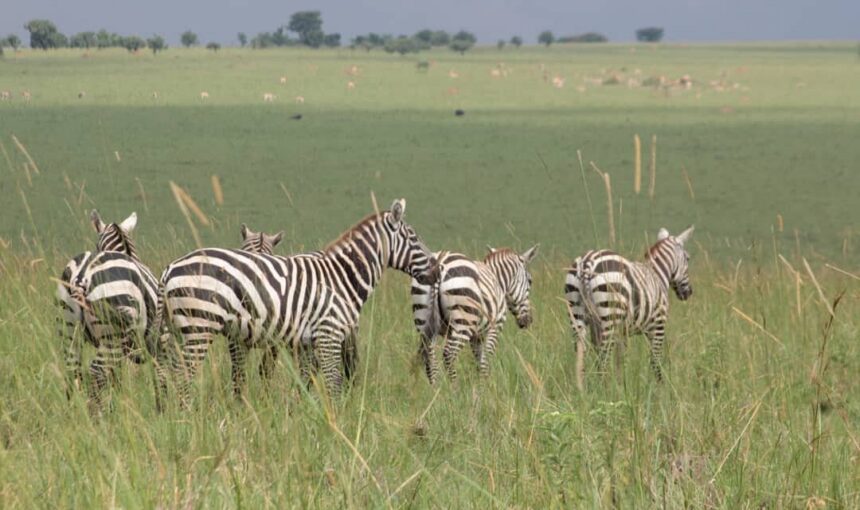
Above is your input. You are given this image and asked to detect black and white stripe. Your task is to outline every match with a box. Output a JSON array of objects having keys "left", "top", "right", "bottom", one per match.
[
  {"left": 57, "top": 211, "right": 160, "bottom": 408},
  {"left": 564, "top": 226, "right": 694, "bottom": 385},
  {"left": 159, "top": 199, "right": 436, "bottom": 405},
  {"left": 411, "top": 245, "right": 538, "bottom": 384}
]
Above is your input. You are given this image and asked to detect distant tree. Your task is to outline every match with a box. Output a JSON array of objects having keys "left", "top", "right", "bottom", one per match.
[
  {"left": 636, "top": 27, "right": 664, "bottom": 42},
  {"left": 288, "top": 11, "right": 323, "bottom": 46},
  {"left": 206, "top": 42, "right": 221, "bottom": 52},
  {"left": 121, "top": 36, "right": 145, "bottom": 52},
  {"left": 510, "top": 35, "right": 523, "bottom": 48},
  {"left": 237, "top": 32, "right": 247, "bottom": 47},
  {"left": 70, "top": 31, "right": 97, "bottom": 48},
  {"left": 384, "top": 36, "right": 419, "bottom": 55},
  {"left": 414, "top": 29, "right": 433, "bottom": 45},
  {"left": 5, "top": 34, "right": 21, "bottom": 50},
  {"left": 180, "top": 30, "right": 198, "bottom": 47},
  {"left": 95, "top": 29, "right": 112, "bottom": 48},
  {"left": 251, "top": 32, "right": 274, "bottom": 48},
  {"left": 430, "top": 30, "right": 450, "bottom": 46},
  {"left": 24, "top": 19, "right": 65, "bottom": 50},
  {"left": 558, "top": 32, "right": 608, "bottom": 43},
  {"left": 271, "top": 27, "right": 290, "bottom": 46},
  {"left": 351, "top": 35, "right": 370, "bottom": 51},
  {"left": 303, "top": 30, "right": 325, "bottom": 48},
  {"left": 147, "top": 35, "right": 166, "bottom": 54},
  {"left": 323, "top": 33, "right": 341, "bottom": 47},
  {"left": 367, "top": 33, "right": 386, "bottom": 48},
  {"left": 496, "top": 39, "right": 506, "bottom": 50},
  {"left": 449, "top": 30, "right": 476, "bottom": 55},
  {"left": 538, "top": 30, "right": 555, "bottom": 47}
]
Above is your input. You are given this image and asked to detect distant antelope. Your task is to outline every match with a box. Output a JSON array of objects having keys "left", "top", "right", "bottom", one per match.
[
  {"left": 199, "top": 91, "right": 209, "bottom": 100},
  {"left": 263, "top": 92, "right": 275, "bottom": 102},
  {"left": 448, "top": 69, "right": 459, "bottom": 79},
  {"left": 490, "top": 69, "right": 501, "bottom": 78},
  {"left": 346, "top": 81, "right": 356, "bottom": 90},
  {"left": 294, "top": 95, "right": 305, "bottom": 104},
  {"left": 552, "top": 76, "right": 565, "bottom": 89},
  {"left": 0, "top": 91, "right": 10, "bottom": 101},
  {"left": 78, "top": 91, "right": 86, "bottom": 99},
  {"left": 446, "top": 86, "right": 459, "bottom": 96},
  {"left": 279, "top": 76, "right": 288, "bottom": 84},
  {"left": 151, "top": 91, "right": 159, "bottom": 99},
  {"left": 22, "top": 90, "right": 31, "bottom": 102}
]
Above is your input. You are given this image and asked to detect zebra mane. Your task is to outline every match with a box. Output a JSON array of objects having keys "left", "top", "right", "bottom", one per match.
[
  {"left": 483, "top": 248, "right": 516, "bottom": 263},
  {"left": 322, "top": 212, "right": 383, "bottom": 253},
  {"left": 97, "top": 225, "right": 139, "bottom": 261},
  {"left": 645, "top": 238, "right": 673, "bottom": 259}
]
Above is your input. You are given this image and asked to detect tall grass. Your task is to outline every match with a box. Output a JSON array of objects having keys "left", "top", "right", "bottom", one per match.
[{"left": 0, "top": 223, "right": 858, "bottom": 508}]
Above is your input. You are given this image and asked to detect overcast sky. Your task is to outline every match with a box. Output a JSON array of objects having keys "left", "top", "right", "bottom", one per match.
[{"left": 3, "top": 0, "right": 858, "bottom": 46}]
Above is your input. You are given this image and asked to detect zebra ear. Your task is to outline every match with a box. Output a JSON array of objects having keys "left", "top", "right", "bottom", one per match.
[
  {"left": 486, "top": 244, "right": 496, "bottom": 254},
  {"left": 657, "top": 228, "right": 670, "bottom": 241},
  {"left": 240, "top": 223, "right": 250, "bottom": 241},
  {"left": 522, "top": 244, "right": 539, "bottom": 264},
  {"left": 119, "top": 212, "right": 137, "bottom": 233},
  {"left": 90, "top": 210, "right": 106, "bottom": 233},
  {"left": 390, "top": 199, "right": 406, "bottom": 224},
  {"left": 269, "top": 231, "right": 284, "bottom": 247},
  {"left": 676, "top": 225, "right": 694, "bottom": 245}
]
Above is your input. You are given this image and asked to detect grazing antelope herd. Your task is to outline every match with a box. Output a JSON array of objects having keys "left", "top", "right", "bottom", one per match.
[{"left": 58, "top": 202, "right": 694, "bottom": 412}]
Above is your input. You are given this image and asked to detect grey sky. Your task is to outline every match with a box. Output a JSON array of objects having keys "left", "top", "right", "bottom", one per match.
[{"left": 3, "top": 0, "right": 858, "bottom": 46}]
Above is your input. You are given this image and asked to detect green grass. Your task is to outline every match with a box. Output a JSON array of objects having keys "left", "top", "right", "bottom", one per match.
[{"left": 0, "top": 44, "right": 859, "bottom": 507}]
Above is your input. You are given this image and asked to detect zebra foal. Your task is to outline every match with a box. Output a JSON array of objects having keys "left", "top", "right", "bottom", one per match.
[{"left": 564, "top": 226, "right": 694, "bottom": 389}]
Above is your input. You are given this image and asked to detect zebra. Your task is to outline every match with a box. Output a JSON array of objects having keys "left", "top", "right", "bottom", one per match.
[
  {"left": 57, "top": 211, "right": 160, "bottom": 409},
  {"left": 158, "top": 199, "right": 437, "bottom": 405},
  {"left": 411, "top": 245, "right": 539, "bottom": 385},
  {"left": 564, "top": 226, "right": 694, "bottom": 388},
  {"left": 238, "top": 223, "right": 361, "bottom": 383}
]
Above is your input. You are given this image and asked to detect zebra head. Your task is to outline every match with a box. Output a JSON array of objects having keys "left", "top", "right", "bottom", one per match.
[
  {"left": 240, "top": 223, "right": 284, "bottom": 255},
  {"left": 486, "top": 244, "right": 539, "bottom": 328},
  {"left": 654, "top": 226, "right": 694, "bottom": 301},
  {"left": 91, "top": 210, "right": 138, "bottom": 256},
  {"left": 384, "top": 199, "right": 437, "bottom": 285}
]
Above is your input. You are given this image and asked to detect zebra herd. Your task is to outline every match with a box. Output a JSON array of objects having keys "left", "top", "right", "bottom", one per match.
[{"left": 57, "top": 200, "right": 694, "bottom": 411}]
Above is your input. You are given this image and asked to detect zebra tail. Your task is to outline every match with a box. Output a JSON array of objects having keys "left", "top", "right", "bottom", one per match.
[{"left": 422, "top": 277, "right": 444, "bottom": 342}]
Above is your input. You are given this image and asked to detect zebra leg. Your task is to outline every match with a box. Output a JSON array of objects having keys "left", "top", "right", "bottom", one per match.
[
  {"left": 418, "top": 332, "right": 439, "bottom": 385},
  {"left": 152, "top": 331, "right": 172, "bottom": 413},
  {"left": 315, "top": 330, "right": 345, "bottom": 398},
  {"left": 342, "top": 327, "right": 359, "bottom": 382},
  {"left": 442, "top": 328, "right": 470, "bottom": 382},
  {"left": 595, "top": 323, "right": 617, "bottom": 377},
  {"left": 228, "top": 339, "right": 249, "bottom": 399},
  {"left": 566, "top": 300, "right": 591, "bottom": 392},
  {"left": 478, "top": 327, "right": 500, "bottom": 378},
  {"left": 88, "top": 338, "right": 124, "bottom": 411},
  {"left": 259, "top": 343, "right": 279, "bottom": 381},
  {"left": 646, "top": 321, "right": 667, "bottom": 382},
  {"left": 62, "top": 322, "right": 85, "bottom": 399},
  {"left": 174, "top": 332, "right": 214, "bottom": 410}
]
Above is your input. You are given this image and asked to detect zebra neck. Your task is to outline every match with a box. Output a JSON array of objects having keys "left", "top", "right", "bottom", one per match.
[
  {"left": 487, "top": 258, "right": 513, "bottom": 293},
  {"left": 645, "top": 256, "right": 672, "bottom": 291},
  {"left": 324, "top": 235, "right": 385, "bottom": 304}
]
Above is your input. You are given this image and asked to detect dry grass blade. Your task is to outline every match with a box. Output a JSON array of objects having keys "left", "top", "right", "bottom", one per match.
[
  {"left": 709, "top": 393, "right": 765, "bottom": 484},
  {"left": 0, "top": 141, "right": 14, "bottom": 174},
  {"left": 633, "top": 134, "right": 641, "bottom": 194},
  {"left": 211, "top": 175, "right": 224, "bottom": 206},
  {"left": 134, "top": 178, "right": 149, "bottom": 212},
  {"left": 370, "top": 190, "right": 379, "bottom": 216},
  {"left": 681, "top": 165, "right": 695, "bottom": 200},
  {"left": 803, "top": 258, "right": 834, "bottom": 317},
  {"left": 11, "top": 135, "right": 40, "bottom": 174},
  {"left": 169, "top": 181, "right": 202, "bottom": 248},
  {"left": 603, "top": 171, "right": 615, "bottom": 248},
  {"left": 175, "top": 183, "right": 210, "bottom": 227},
  {"left": 325, "top": 418, "right": 390, "bottom": 505},
  {"left": 731, "top": 306, "right": 785, "bottom": 347},
  {"left": 279, "top": 182, "right": 295, "bottom": 208},
  {"left": 824, "top": 263, "right": 860, "bottom": 282}
]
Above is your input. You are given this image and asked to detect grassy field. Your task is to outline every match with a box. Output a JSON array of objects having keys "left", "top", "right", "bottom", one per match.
[{"left": 1, "top": 43, "right": 859, "bottom": 507}]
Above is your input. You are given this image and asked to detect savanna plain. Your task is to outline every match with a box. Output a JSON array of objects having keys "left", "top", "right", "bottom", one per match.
[{"left": 1, "top": 43, "right": 859, "bottom": 508}]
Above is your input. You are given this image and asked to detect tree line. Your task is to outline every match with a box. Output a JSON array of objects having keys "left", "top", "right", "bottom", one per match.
[{"left": 1, "top": 11, "right": 666, "bottom": 56}]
